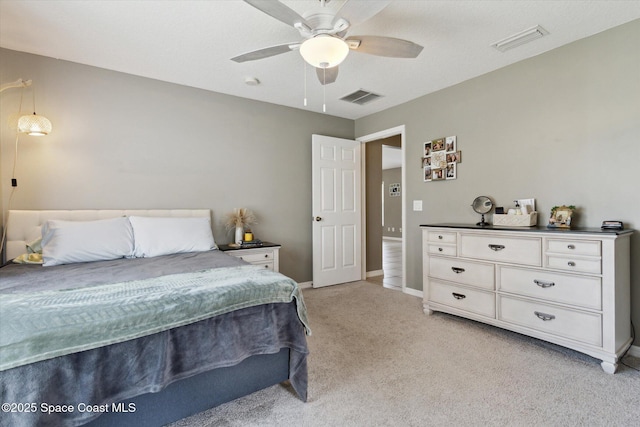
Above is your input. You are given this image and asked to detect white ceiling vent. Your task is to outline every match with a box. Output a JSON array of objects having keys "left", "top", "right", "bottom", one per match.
[
  {"left": 340, "top": 89, "right": 383, "bottom": 105},
  {"left": 491, "top": 25, "right": 549, "bottom": 52}
]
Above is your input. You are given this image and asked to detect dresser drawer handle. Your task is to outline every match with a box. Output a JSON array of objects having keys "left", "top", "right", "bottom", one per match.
[
  {"left": 438, "top": 235, "right": 443, "bottom": 240},
  {"left": 567, "top": 244, "right": 575, "bottom": 249},
  {"left": 534, "top": 279, "right": 555, "bottom": 288},
  {"left": 488, "top": 244, "right": 505, "bottom": 251},
  {"left": 452, "top": 293, "right": 466, "bottom": 300},
  {"left": 264, "top": 254, "right": 269, "bottom": 258},
  {"left": 451, "top": 267, "right": 465, "bottom": 274},
  {"left": 567, "top": 261, "right": 576, "bottom": 267},
  {"left": 438, "top": 247, "right": 443, "bottom": 252},
  {"left": 534, "top": 311, "right": 555, "bottom": 321}
]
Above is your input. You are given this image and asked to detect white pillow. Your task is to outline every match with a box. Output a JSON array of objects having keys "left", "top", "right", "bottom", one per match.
[
  {"left": 128, "top": 216, "right": 217, "bottom": 258},
  {"left": 42, "top": 217, "right": 135, "bottom": 267}
]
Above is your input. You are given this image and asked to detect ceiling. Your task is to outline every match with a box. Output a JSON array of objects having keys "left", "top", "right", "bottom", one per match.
[{"left": 1, "top": 1, "right": 639, "bottom": 120}]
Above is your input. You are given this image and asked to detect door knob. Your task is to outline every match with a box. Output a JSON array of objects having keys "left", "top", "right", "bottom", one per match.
[{"left": 314, "top": 216, "right": 322, "bottom": 222}]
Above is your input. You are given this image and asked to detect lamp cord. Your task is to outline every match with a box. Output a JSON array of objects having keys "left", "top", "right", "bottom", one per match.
[{"left": 0, "top": 88, "right": 25, "bottom": 260}]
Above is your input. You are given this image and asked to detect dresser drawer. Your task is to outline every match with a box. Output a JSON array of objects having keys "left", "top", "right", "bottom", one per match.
[
  {"left": 427, "top": 244, "right": 457, "bottom": 256},
  {"left": 430, "top": 280, "right": 495, "bottom": 318},
  {"left": 546, "top": 239, "right": 601, "bottom": 257},
  {"left": 546, "top": 256, "right": 601, "bottom": 274},
  {"left": 231, "top": 249, "right": 275, "bottom": 263},
  {"left": 429, "top": 257, "right": 494, "bottom": 290},
  {"left": 498, "top": 296, "right": 602, "bottom": 346},
  {"left": 427, "top": 230, "right": 457, "bottom": 244},
  {"left": 460, "top": 234, "right": 541, "bottom": 266},
  {"left": 498, "top": 266, "right": 602, "bottom": 310},
  {"left": 254, "top": 261, "right": 275, "bottom": 271}
]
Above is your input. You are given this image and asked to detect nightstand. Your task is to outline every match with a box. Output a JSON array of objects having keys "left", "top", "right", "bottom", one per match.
[{"left": 218, "top": 242, "right": 281, "bottom": 272}]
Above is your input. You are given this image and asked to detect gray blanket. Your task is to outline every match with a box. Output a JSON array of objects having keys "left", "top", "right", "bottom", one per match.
[{"left": 0, "top": 251, "right": 310, "bottom": 427}]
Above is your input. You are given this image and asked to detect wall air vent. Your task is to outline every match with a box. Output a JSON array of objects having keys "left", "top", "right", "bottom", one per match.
[
  {"left": 340, "top": 89, "right": 383, "bottom": 105},
  {"left": 491, "top": 25, "right": 549, "bottom": 52}
]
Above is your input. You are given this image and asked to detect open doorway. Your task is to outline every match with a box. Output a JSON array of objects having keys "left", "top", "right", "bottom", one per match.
[
  {"left": 380, "top": 145, "right": 403, "bottom": 289},
  {"left": 359, "top": 126, "right": 405, "bottom": 292}
]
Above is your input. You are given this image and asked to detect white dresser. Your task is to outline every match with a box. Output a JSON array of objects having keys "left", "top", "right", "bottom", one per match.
[{"left": 421, "top": 224, "right": 633, "bottom": 373}]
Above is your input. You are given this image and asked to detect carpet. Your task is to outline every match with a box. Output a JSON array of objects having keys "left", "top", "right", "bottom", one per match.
[{"left": 169, "top": 281, "right": 640, "bottom": 427}]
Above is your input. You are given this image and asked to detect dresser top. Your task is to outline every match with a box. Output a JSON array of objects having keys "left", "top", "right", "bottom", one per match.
[{"left": 420, "top": 223, "right": 633, "bottom": 236}]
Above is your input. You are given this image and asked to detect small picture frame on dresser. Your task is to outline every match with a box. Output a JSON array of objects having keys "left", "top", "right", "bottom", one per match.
[{"left": 548, "top": 205, "right": 575, "bottom": 228}]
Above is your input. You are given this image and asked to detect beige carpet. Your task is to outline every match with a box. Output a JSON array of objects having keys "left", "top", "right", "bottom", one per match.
[{"left": 170, "top": 281, "right": 640, "bottom": 427}]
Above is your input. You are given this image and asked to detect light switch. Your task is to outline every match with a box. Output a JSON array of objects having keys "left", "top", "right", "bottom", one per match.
[{"left": 413, "top": 200, "right": 423, "bottom": 211}]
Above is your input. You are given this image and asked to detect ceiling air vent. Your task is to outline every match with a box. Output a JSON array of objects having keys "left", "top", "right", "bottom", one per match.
[
  {"left": 340, "top": 89, "right": 382, "bottom": 105},
  {"left": 491, "top": 25, "right": 549, "bottom": 52}
]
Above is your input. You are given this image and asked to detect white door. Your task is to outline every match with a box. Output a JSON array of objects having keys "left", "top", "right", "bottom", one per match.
[{"left": 312, "top": 134, "right": 362, "bottom": 287}]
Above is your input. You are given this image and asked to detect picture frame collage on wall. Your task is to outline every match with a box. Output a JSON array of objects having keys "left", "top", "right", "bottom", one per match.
[
  {"left": 389, "top": 183, "right": 401, "bottom": 197},
  {"left": 423, "top": 136, "right": 461, "bottom": 182}
]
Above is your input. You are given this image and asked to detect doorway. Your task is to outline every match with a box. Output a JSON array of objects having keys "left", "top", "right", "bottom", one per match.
[{"left": 358, "top": 126, "right": 406, "bottom": 292}]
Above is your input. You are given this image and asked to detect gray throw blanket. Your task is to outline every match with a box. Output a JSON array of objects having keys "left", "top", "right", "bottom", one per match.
[{"left": 1, "top": 264, "right": 310, "bottom": 371}]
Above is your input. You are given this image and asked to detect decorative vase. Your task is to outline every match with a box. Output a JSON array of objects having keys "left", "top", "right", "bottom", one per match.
[{"left": 235, "top": 225, "right": 244, "bottom": 245}]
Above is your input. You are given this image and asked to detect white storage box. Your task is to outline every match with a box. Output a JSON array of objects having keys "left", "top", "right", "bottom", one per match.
[{"left": 493, "top": 212, "right": 537, "bottom": 227}]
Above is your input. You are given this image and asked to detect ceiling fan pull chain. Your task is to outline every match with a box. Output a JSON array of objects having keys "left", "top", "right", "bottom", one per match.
[
  {"left": 323, "top": 68, "right": 326, "bottom": 113},
  {"left": 303, "top": 61, "right": 308, "bottom": 107}
]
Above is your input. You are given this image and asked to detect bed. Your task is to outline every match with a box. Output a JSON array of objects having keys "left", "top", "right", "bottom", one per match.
[{"left": 0, "top": 209, "right": 310, "bottom": 427}]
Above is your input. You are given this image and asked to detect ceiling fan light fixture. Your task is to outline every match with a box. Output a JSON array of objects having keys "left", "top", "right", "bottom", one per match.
[{"left": 299, "top": 35, "right": 349, "bottom": 68}]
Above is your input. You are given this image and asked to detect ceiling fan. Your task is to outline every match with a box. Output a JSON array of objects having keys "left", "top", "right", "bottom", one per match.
[{"left": 231, "top": 0, "right": 424, "bottom": 85}]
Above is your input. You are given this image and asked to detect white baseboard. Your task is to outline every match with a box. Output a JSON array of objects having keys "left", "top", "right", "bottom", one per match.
[
  {"left": 403, "top": 287, "right": 423, "bottom": 299},
  {"left": 628, "top": 344, "right": 640, "bottom": 358},
  {"left": 382, "top": 236, "right": 402, "bottom": 241},
  {"left": 298, "top": 281, "right": 313, "bottom": 289},
  {"left": 366, "top": 270, "right": 384, "bottom": 278}
]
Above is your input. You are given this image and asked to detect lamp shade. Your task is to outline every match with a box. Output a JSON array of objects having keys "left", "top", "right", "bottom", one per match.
[
  {"left": 299, "top": 35, "right": 349, "bottom": 69},
  {"left": 18, "top": 113, "right": 52, "bottom": 136}
]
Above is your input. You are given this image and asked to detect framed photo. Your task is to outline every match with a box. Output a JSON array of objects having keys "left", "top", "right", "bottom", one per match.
[
  {"left": 389, "top": 183, "right": 401, "bottom": 197},
  {"left": 445, "top": 136, "right": 456, "bottom": 152},
  {"left": 424, "top": 167, "right": 432, "bottom": 182},
  {"left": 432, "top": 138, "right": 445, "bottom": 151},
  {"left": 423, "top": 141, "right": 432, "bottom": 156},
  {"left": 445, "top": 162, "right": 456, "bottom": 180},
  {"left": 432, "top": 168, "right": 445, "bottom": 181},
  {"left": 431, "top": 151, "right": 446, "bottom": 169},
  {"left": 548, "top": 205, "right": 575, "bottom": 228},
  {"left": 422, "top": 156, "right": 431, "bottom": 167}
]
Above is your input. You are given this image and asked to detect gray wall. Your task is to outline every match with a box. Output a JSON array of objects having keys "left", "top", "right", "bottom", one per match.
[
  {"left": 0, "top": 48, "right": 353, "bottom": 282},
  {"left": 383, "top": 167, "right": 402, "bottom": 239},
  {"left": 356, "top": 20, "right": 640, "bottom": 345}
]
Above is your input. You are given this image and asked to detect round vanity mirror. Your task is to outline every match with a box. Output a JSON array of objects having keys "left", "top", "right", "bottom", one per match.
[{"left": 471, "top": 196, "right": 493, "bottom": 226}]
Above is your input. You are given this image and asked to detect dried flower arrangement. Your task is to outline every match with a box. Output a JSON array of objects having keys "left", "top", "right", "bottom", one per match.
[{"left": 224, "top": 208, "right": 257, "bottom": 231}]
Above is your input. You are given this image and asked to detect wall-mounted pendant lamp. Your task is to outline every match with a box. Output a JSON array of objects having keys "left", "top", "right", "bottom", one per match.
[
  {"left": 18, "top": 113, "right": 52, "bottom": 136},
  {"left": 17, "top": 82, "right": 52, "bottom": 136}
]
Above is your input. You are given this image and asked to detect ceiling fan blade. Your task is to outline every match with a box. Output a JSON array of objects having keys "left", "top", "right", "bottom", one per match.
[
  {"left": 346, "top": 36, "right": 423, "bottom": 58},
  {"left": 316, "top": 66, "right": 339, "bottom": 85},
  {"left": 243, "top": 0, "right": 310, "bottom": 28},
  {"left": 333, "top": 0, "right": 391, "bottom": 28},
  {"left": 231, "top": 42, "right": 300, "bottom": 63}
]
